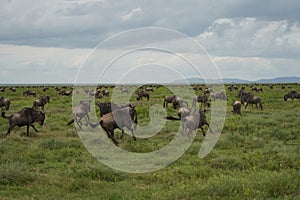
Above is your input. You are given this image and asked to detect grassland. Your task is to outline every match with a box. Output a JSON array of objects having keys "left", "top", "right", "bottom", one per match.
[{"left": 0, "top": 84, "right": 299, "bottom": 199}]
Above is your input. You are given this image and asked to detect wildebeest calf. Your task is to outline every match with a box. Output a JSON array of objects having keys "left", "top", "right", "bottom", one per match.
[{"left": 2, "top": 108, "right": 45, "bottom": 137}]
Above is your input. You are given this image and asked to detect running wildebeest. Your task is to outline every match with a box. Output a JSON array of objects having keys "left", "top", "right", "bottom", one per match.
[
  {"left": 2, "top": 108, "right": 45, "bottom": 137},
  {"left": 32, "top": 96, "right": 50, "bottom": 110},
  {"left": 67, "top": 100, "right": 91, "bottom": 128},
  {"left": 181, "top": 110, "right": 212, "bottom": 137},
  {"left": 0, "top": 97, "right": 10, "bottom": 110},
  {"left": 136, "top": 90, "right": 150, "bottom": 101},
  {"left": 90, "top": 104, "right": 138, "bottom": 146},
  {"left": 241, "top": 94, "right": 263, "bottom": 110},
  {"left": 210, "top": 91, "right": 226, "bottom": 101},
  {"left": 284, "top": 91, "right": 300, "bottom": 101},
  {"left": 23, "top": 90, "right": 36, "bottom": 97},
  {"left": 232, "top": 101, "right": 242, "bottom": 115}
]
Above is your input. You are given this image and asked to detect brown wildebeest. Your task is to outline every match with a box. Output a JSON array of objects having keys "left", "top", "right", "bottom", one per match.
[
  {"left": 269, "top": 84, "right": 273, "bottom": 89},
  {"left": 0, "top": 87, "right": 5, "bottom": 92},
  {"left": 59, "top": 90, "right": 72, "bottom": 96},
  {"left": 232, "top": 101, "right": 242, "bottom": 115},
  {"left": 256, "top": 88, "right": 263, "bottom": 92},
  {"left": 96, "top": 102, "right": 121, "bottom": 117},
  {"left": 241, "top": 94, "right": 263, "bottom": 110},
  {"left": 210, "top": 91, "right": 226, "bottom": 101},
  {"left": 90, "top": 104, "right": 138, "bottom": 146},
  {"left": 23, "top": 90, "right": 36, "bottom": 97},
  {"left": 67, "top": 100, "right": 91, "bottom": 128},
  {"left": 178, "top": 107, "right": 190, "bottom": 119},
  {"left": 163, "top": 96, "right": 188, "bottom": 109},
  {"left": 145, "top": 87, "right": 154, "bottom": 92},
  {"left": 192, "top": 94, "right": 210, "bottom": 108},
  {"left": 284, "top": 91, "right": 300, "bottom": 101},
  {"left": 9, "top": 87, "right": 16, "bottom": 92},
  {"left": 136, "top": 90, "right": 150, "bottom": 101},
  {"left": 2, "top": 108, "right": 45, "bottom": 137},
  {"left": 237, "top": 90, "right": 251, "bottom": 98},
  {"left": 181, "top": 110, "right": 212, "bottom": 137},
  {"left": 0, "top": 97, "right": 10, "bottom": 110},
  {"left": 32, "top": 96, "right": 50, "bottom": 110}
]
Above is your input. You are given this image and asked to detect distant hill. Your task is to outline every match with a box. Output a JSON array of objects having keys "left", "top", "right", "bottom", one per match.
[
  {"left": 173, "top": 76, "right": 300, "bottom": 84},
  {"left": 255, "top": 77, "right": 300, "bottom": 83}
]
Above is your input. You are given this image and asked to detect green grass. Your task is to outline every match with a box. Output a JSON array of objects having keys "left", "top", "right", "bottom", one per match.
[{"left": 0, "top": 84, "right": 299, "bottom": 199}]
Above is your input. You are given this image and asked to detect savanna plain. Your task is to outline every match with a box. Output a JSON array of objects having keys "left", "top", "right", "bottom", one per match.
[{"left": 0, "top": 83, "right": 299, "bottom": 199}]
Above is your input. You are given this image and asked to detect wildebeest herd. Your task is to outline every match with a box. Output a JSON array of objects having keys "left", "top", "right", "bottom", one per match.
[{"left": 0, "top": 84, "right": 299, "bottom": 146}]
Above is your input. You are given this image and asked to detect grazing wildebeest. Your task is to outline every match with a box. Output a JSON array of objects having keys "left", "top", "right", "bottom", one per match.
[
  {"left": 256, "top": 88, "right": 263, "bottom": 92},
  {"left": 67, "top": 100, "right": 91, "bottom": 128},
  {"left": 241, "top": 94, "right": 263, "bottom": 110},
  {"left": 90, "top": 104, "right": 138, "bottom": 146},
  {"left": 9, "top": 87, "right": 16, "bottom": 92},
  {"left": 0, "top": 87, "right": 5, "bottom": 92},
  {"left": 145, "top": 87, "right": 154, "bottom": 92},
  {"left": 192, "top": 94, "right": 210, "bottom": 108},
  {"left": 163, "top": 95, "right": 176, "bottom": 108},
  {"left": 237, "top": 90, "right": 251, "bottom": 98},
  {"left": 136, "top": 90, "right": 150, "bottom": 101},
  {"left": 2, "top": 108, "right": 45, "bottom": 137},
  {"left": 23, "top": 90, "right": 36, "bottom": 97},
  {"left": 59, "top": 90, "right": 72, "bottom": 97},
  {"left": 42, "top": 86, "right": 49, "bottom": 92},
  {"left": 210, "top": 91, "right": 226, "bottom": 101},
  {"left": 0, "top": 97, "right": 10, "bottom": 110},
  {"left": 32, "top": 96, "right": 50, "bottom": 110},
  {"left": 269, "top": 84, "right": 273, "bottom": 89},
  {"left": 284, "top": 91, "right": 300, "bottom": 101},
  {"left": 232, "top": 101, "right": 242, "bottom": 115},
  {"left": 171, "top": 96, "right": 188, "bottom": 109},
  {"left": 281, "top": 85, "right": 286, "bottom": 89}
]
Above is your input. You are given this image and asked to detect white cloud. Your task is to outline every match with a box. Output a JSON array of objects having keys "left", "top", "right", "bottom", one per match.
[
  {"left": 197, "top": 18, "right": 300, "bottom": 58},
  {"left": 121, "top": 7, "right": 142, "bottom": 21}
]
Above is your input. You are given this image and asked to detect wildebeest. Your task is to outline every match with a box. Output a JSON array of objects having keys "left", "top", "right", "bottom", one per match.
[
  {"left": 237, "top": 90, "right": 251, "bottom": 98},
  {"left": 210, "top": 91, "right": 226, "bottom": 101},
  {"left": 232, "top": 101, "right": 242, "bottom": 115},
  {"left": 136, "top": 90, "right": 150, "bottom": 101},
  {"left": 96, "top": 102, "right": 121, "bottom": 117},
  {"left": 163, "top": 95, "right": 188, "bottom": 109},
  {"left": 101, "top": 90, "right": 110, "bottom": 97},
  {"left": 2, "top": 108, "right": 45, "bottom": 137},
  {"left": 0, "top": 97, "right": 10, "bottom": 110},
  {"left": 145, "top": 87, "right": 154, "bottom": 92},
  {"left": 192, "top": 94, "right": 210, "bottom": 108},
  {"left": 178, "top": 107, "right": 190, "bottom": 119},
  {"left": 181, "top": 110, "right": 212, "bottom": 137},
  {"left": 23, "top": 90, "right": 36, "bottom": 97},
  {"left": 59, "top": 90, "right": 72, "bottom": 96},
  {"left": 284, "top": 91, "right": 300, "bottom": 101},
  {"left": 90, "top": 104, "right": 138, "bottom": 146},
  {"left": 32, "top": 96, "right": 50, "bottom": 110},
  {"left": 241, "top": 94, "right": 263, "bottom": 110},
  {"left": 67, "top": 100, "right": 91, "bottom": 128}
]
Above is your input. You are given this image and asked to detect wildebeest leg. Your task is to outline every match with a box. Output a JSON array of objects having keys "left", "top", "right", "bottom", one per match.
[
  {"left": 245, "top": 103, "right": 248, "bottom": 109},
  {"left": 128, "top": 127, "right": 136, "bottom": 141},
  {"left": 119, "top": 127, "right": 125, "bottom": 139},
  {"left": 27, "top": 124, "right": 30, "bottom": 136},
  {"left": 109, "top": 131, "right": 118, "bottom": 146},
  {"left": 6, "top": 125, "right": 15, "bottom": 137},
  {"left": 31, "top": 125, "right": 39, "bottom": 132},
  {"left": 200, "top": 127, "right": 206, "bottom": 136}
]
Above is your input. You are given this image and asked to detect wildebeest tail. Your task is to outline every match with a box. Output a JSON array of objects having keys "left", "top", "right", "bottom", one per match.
[
  {"left": 1, "top": 111, "right": 9, "bottom": 119},
  {"left": 89, "top": 121, "right": 100, "bottom": 128},
  {"left": 67, "top": 119, "right": 75, "bottom": 126},
  {"left": 166, "top": 116, "right": 181, "bottom": 120}
]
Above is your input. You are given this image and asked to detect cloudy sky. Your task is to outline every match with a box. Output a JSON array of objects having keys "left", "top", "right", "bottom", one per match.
[{"left": 0, "top": 0, "right": 300, "bottom": 84}]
